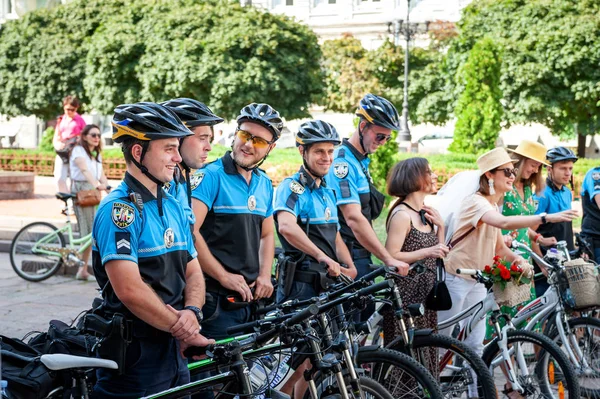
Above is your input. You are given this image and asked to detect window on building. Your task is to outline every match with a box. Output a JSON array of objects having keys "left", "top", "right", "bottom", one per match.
[{"left": 314, "top": 0, "right": 335, "bottom": 6}]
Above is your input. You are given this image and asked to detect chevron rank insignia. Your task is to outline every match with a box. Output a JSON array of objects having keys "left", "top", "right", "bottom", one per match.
[
  {"left": 290, "top": 180, "right": 305, "bottom": 195},
  {"left": 115, "top": 232, "right": 131, "bottom": 255}
]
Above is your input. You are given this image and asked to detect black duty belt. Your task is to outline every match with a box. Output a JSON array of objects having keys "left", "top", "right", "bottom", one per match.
[{"left": 206, "top": 278, "right": 242, "bottom": 297}]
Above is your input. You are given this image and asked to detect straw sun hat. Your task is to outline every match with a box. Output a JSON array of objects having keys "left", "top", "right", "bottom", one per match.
[
  {"left": 477, "top": 148, "right": 517, "bottom": 176},
  {"left": 508, "top": 140, "right": 550, "bottom": 166}
]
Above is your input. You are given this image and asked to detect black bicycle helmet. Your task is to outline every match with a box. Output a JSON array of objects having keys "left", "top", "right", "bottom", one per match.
[
  {"left": 296, "top": 120, "right": 341, "bottom": 147},
  {"left": 546, "top": 146, "right": 578, "bottom": 165},
  {"left": 236, "top": 103, "right": 284, "bottom": 140},
  {"left": 355, "top": 93, "right": 401, "bottom": 131},
  {"left": 161, "top": 98, "right": 224, "bottom": 127},
  {"left": 112, "top": 102, "right": 193, "bottom": 143}
]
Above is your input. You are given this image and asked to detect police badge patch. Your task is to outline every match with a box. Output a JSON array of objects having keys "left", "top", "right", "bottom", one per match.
[
  {"left": 112, "top": 202, "right": 135, "bottom": 229},
  {"left": 333, "top": 162, "right": 349, "bottom": 179},
  {"left": 248, "top": 195, "right": 257, "bottom": 211},
  {"left": 325, "top": 207, "right": 331, "bottom": 221},
  {"left": 164, "top": 228, "right": 175, "bottom": 249},
  {"left": 290, "top": 181, "right": 305, "bottom": 195},
  {"left": 190, "top": 172, "right": 204, "bottom": 190}
]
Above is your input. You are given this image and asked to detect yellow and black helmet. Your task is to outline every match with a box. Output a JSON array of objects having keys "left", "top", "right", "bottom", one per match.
[
  {"left": 111, "top": 102, "right": 193, "bottom": 143},
  {"left": 356, "top": 93, "right": 401, "bottom": 131}
]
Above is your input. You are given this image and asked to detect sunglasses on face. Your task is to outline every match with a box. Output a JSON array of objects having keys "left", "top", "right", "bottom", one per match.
[
  {"left": 496, "top": 167, "right": 518, "bottom": 178},
  {"left": 374, "top": 133, "right": 392, "bottom": 143},
  {"left": 236, "top": 129, "right": 273, "bottom": 149},
  {"left": 87, "top": 133, "right": 101, "bottom": 138},
  {"left": 64, "top": 107, "right": 76, "bottom": 112}
]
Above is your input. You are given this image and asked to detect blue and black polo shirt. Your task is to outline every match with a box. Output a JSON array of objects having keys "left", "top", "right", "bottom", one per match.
[
  {"left": 274, "top": 167, "right": 340, "bottom": 262},
  {"left": 534, "top": 178, "right": 574, "bottom": 249},
  {"left": 92, "top": 172, "right": 197, "bottom": 318},
  {"left": 581, "top": 167, "right": 600, "bottom": 239},
  {"left": 326, "top": 139, "right": 373, "bottom": 251},
  {"left": 191, "top": 151, "right": 274, "bottom": 285}
]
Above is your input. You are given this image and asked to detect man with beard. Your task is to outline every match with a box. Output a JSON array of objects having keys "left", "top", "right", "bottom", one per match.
[{"left": 191, "top": 103, "right": 281, "bottom": 340}]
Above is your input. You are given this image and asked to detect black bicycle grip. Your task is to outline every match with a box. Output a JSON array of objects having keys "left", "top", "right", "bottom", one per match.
[
  {"left": 284, "top": 304, "right": 319, "bottom": 327},
  {"left": 357, "top": 279, "right": 394, "bottom": 297},
  {"left": 226, "top": 319, "right": 262, "bottom": 336},
  {"left": 361, "top": 265, "right": 388, "bottom": 282},
  {"left": 183, "top": 343, "right": 215, "bottom": 359}
]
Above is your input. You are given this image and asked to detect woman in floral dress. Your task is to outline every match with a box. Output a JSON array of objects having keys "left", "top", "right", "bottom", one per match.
[{"left": 384, "top": 158, "right": 448, "bottom": 379}]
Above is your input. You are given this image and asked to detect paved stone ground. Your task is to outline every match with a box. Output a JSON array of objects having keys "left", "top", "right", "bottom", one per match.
[{"left": 0, "top": 252, "right": 99, "bottom": 340}]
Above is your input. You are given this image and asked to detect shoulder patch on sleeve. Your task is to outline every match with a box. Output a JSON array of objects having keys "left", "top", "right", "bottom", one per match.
[
  {"left": 290, "top": 180, "right": 305, "bottom": 195},
  {"left": 115, "top": 232, "right": 131, "bottom": 254},
  {"left": 286, "top": 192, "right": 299, "bottom": 210},
  {"left": 340, "top": 180, "right": 351, "bottom": 198},
  {"left": 334, "top": 162, "right": 349, "bottom": 179},
  {"left": 112, "top": 202, "right": 136, "bottom": 228},
  {"left": 190, "top": 172, "right": 204, "bottom": 190}
]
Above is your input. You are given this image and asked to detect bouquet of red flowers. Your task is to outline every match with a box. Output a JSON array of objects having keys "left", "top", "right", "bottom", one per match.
[{"left": 482, "top": 256, "right": 531, "bottom": 290}]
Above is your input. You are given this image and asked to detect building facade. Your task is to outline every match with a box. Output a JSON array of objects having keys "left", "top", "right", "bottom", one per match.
[{"left": 247, "top": 0, "right": 472, "bottom": 49}]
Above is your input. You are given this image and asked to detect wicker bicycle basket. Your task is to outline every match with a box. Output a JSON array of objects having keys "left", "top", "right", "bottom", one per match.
[
  {"left": 563, "top": 258, "right": 600, "bottom": 310},
  {"left": 493, "top": 281, "right": 532, "bottom": 307}
]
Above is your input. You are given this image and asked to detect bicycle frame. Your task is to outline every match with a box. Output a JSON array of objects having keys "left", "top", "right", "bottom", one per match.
[{"left": 32, "top": 223, "right": 92, "bottom": 258}]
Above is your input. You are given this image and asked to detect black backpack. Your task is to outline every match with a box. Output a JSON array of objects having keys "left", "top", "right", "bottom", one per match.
[
  {"left": 0, "top": 335, "right": 57, "bottom": 399},
  {"left": 28, "top": 319, "right": 98, "bottom": 357}
]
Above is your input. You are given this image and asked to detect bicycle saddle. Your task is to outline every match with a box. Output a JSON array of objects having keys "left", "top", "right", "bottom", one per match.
[
  {"left": 56, "top": 192, "right": 76, "bottom": 201},
  {"left": 40, "top": 353, "right": 118, "bottom": 371}
]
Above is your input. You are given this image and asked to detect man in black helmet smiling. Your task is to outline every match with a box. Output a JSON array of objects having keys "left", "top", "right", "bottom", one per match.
[
  {"left": 327, "top": 94, "right": 409, "bottom": 320},
  {"left": 92, "top": 102, "right": 213, "bottom": 397},
  {"left": 190, "top": 103, "right": 281, "bottom": 340}
]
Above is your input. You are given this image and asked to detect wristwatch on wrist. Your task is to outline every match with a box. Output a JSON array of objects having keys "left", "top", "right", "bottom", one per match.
[
  {"left": 184, "top": 306, "right": 204, "bottom": 325},
  {"left": 539, "top": 212, "right": 547, "bottom": 224}
]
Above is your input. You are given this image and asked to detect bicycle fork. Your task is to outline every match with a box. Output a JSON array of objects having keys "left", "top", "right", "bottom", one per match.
[{"left": 495, "top": 323, "right": 526, "bottom": 394}]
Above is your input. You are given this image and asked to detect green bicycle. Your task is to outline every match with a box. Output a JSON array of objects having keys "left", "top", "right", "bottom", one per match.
[{"left": 10, "top": 193, "right": 95, "bottom": 282}]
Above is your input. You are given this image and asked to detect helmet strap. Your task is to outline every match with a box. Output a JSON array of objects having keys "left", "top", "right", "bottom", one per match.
[
  {"left": 358, "top": 120, "right": 369, "bottom": 154},
  {"left": 130, "top": 142, "right": 165, "bottom": 217}
]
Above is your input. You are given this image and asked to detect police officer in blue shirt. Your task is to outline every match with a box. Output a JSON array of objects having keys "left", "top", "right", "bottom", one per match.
[
  {"left": 92, "top": 103, "right": 213, "bottom": 398},
  {"left": 274, "top": 120, "right": 357, "bottom": 303},
  {"left": 327, "top": 94, "right": 409, "bottom": 285},
  {"left": 191, "top": 103, "right": 281, "bottom": 340},
  {"left": 161, "top": 98, "right": 224, "bottom": 232},
  {"left": 581, "top": 165, "right": 600, "bottom": 262},
  {"left": 532, "top": 147, "right": 578, "bottom": 296},
  {"left": 534, "top": 147, "right": 578, "bottom": 249}
]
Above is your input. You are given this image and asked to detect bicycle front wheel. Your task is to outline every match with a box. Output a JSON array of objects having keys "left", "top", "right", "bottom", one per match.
[
  {"left": 547, "top": 316, "right": 600, "bottom": 398},
  {"left": 356, "top": 347, "right": 443, "bottom": 399},
  {"left": 10, "top": 222, "right": 65, "bottom": 282},
  {"left": 482, "top": 329, "right": 581, "bottom": 398},
  {"left": 303, "top": 375, "right": 394, "bottom": 399}
]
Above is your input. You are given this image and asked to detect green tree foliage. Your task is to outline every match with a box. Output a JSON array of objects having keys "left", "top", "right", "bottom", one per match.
[
  {"left": 449, "top": 37, "right": 503, "bottom": 154},
  {"left": 319, "top": 34, "right": 379, "bottom": 113},
  {"left": 0, "top": 0, "right": 323, "bottom": 120},
  {"left": 450, "top": 0, "right": 600, "bottom": 154}
]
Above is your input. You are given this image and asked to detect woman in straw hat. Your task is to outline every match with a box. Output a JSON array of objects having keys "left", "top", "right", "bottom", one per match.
[
  {"left": 484, "top": 140, "right": 558, "bottom": 339},
  {"left": 437, "top": 148, "right": 577, "bottom": 366}
]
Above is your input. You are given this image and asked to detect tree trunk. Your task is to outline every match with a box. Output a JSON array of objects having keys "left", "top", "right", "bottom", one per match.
[{"left": 577, "top": 133, "right": 586, "bottom": 158}]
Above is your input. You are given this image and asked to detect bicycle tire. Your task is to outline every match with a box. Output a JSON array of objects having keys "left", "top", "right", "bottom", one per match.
[
  {"left": 10, "top": 222, "right": 65, "bottom": 282},
  {"left": 546, "top": 316, "right": 600, "bottom": 398},
  {"left": 302, "top": 374, "right": 394, "bottom": 399},
  {"left": 396, "top": 333, "right": 496, "bottom": 399},
  {"left": 355, "top": 347, "right": 443, "bottom": 399},
  {"left": 482, "top": 329, "right": 581, "bottom": 398}
]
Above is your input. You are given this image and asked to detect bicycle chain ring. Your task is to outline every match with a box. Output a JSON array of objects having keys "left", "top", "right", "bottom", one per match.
[{"left": 38, "top": 244, "right": 81, "bottom": 266}]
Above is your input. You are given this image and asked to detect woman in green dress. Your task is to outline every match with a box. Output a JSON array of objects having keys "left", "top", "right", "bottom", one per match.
[{"left": 485, "top": 140, "right": 552, "bottom": 339}]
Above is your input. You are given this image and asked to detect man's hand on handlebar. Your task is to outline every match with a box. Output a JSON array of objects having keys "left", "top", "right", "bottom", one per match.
[{"left": 180, "top": 332, "right": 216, "bottom": 360}]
